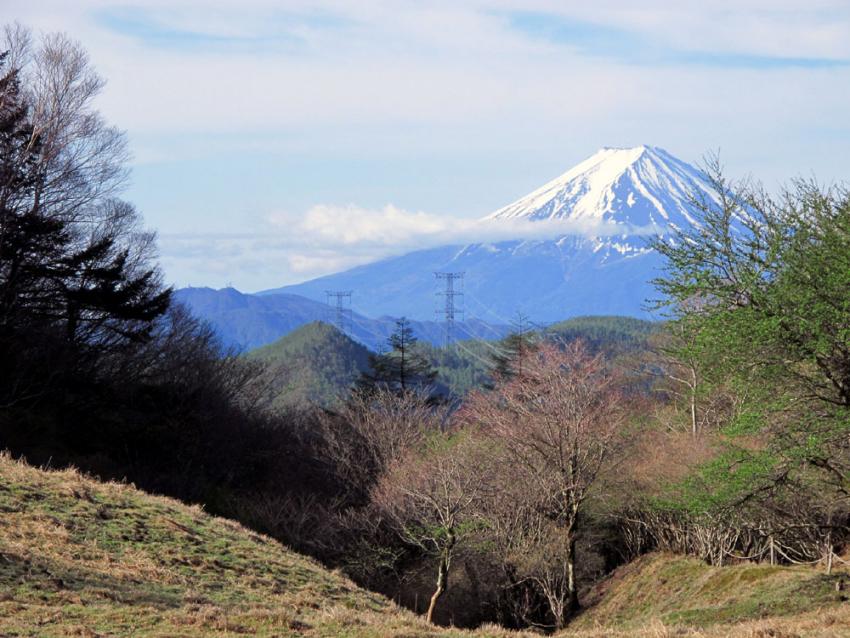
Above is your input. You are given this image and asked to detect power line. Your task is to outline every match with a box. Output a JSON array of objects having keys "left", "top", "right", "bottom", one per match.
[
  {"left": 325, "top": 290, "right": 352, "bottom": 333},
  {"left": 465, "top": 289, "right": 549, "bottom": 336},
  {"left": 464, "top": 289, "right": 516, "bottom": 328},
  {"left": 348, "top": 312, "right": 394, "bottom": 352},
  {"left": 458, "top": 292, "right": 525, "bottom": 357},
  {"left": 450, "top": 316, "right": 505, "bottom": 357},
  {"left": 435, "top": 272, "right": 464, "bottom": 347},
  {"left": 452, "top": 338, "right": 500, "bottom": 370}
]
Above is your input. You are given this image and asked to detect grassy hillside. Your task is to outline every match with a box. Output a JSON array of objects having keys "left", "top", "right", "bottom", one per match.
[
  {"left": 573, "top": 553, "right": 850, "bottom": 635},
  {"left": 0, "top": 453, "right": 528, "bottom": 638},
  {"left": 1, "top": 454, "right": 848, "bottom": 637},
  {"left": 247, "top": 321, "right": 371, "bottom": 409}
]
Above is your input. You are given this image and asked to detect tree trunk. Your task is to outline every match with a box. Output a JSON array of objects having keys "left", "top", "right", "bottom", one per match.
[
  {"left": 551, "top": 537, "right": 580, "bottom": 630},
  {"left": 566, "top": 537, "right": 579, "bottom": 614},
  {"left": 426, "top": 550, "right": 449, "bottom": 624},
  {"left": 827, "top": 529, "right": 834, "bottom": 575},
  {"left": 690, "top": 364, "right": 698, "bottom": 437}
]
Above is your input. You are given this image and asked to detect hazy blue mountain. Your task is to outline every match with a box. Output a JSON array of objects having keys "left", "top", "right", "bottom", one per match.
[
  {"left": 260, "top": 237, "right": 664, "bottom": 323},
  {"left": 174, "top": 287, "right": 509, "bottom": 351},
  {"left": 262, "top": 146, "right": 711, "bottom": 322}
]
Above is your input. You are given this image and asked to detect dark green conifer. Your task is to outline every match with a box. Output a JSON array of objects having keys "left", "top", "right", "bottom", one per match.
[
  {"left": 489, "top": 312, "right": 539, "bottom": 380},
  {"left": 358, "top": 317, "right": 437, "bottom": 394}
]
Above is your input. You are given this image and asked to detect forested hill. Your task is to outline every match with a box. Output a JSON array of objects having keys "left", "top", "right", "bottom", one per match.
[
  {"left": 247, "top": 321, "right": 372, "bottom": 409},
  {"left": 247, "top": 316, "right": 660, "bottom": 409},
  {"left": 546, "top": 316, "right": 663, "bottom": 356}
]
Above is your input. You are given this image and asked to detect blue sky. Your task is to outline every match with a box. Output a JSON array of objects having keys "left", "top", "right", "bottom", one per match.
[{"left": 6, "top": 1, "right": 850, "bottom": 290}]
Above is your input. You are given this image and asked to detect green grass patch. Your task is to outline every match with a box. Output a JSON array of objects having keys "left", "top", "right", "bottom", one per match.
[{"left": 573, "top": 553, "right": 847, "bottom": 631}]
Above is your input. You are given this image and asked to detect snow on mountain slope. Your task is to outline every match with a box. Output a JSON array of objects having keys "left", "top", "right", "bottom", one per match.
[
  {"left": 487, "top": 145, "right": 714, "bottom": 231},
  {"left": 260, "top": 146, "right": 710, "bottom": 322}
]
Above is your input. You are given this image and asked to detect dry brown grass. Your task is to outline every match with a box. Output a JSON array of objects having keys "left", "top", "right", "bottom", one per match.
[
  {"left": 567, "top": 606, "right": 850, "bottom": 637},
  {"left": 1, "top": 453, "right": 847, "bottom": 637},
  {"left": 0, "top": 452, "right": 542, "bottom": 637}
]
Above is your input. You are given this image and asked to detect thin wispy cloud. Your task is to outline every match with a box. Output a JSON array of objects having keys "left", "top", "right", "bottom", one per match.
[
  {"left": 505, "top": 11, "right": 850, "bottom": 68},
  {"left": 282, "top": 203, "right": 657, "bottom": 248},
  {"left": 92, "top": 5, "right": 350, "bottom": 53}
]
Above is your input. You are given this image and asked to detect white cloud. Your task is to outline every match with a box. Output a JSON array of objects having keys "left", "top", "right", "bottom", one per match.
[
  {"left": 295, "top": 204, "right": 451, "bottom": 246},
  {"left": 286, "top": 251, "right": 370, "bottom": 275},
  {"left": 160, "top": 201, "right": 662, "bottom": 289},
  {"left": 282, "top": 202, "right": 648, "bottom": 247}
]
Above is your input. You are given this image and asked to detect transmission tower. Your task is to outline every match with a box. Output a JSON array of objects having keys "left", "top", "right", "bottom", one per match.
[
  {"left": 325, "top": 291, "right": 353, "bottom": 333},
  {"left": 435, "top": 272, "right": 464, "bottom": 347}
]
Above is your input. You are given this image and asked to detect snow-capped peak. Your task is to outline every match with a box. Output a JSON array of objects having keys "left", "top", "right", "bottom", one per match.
[{"left": 485, "top": 145, "right": 715, "bottom": 231}]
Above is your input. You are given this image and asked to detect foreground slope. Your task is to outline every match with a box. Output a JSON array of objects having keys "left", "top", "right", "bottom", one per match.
[
  {"left": 0, "top": 454, "right": 520, "bottom": 637},
  {"left": 1, "top": 454, "right": 848, "bottom": 637},
  {"left": 574, "top": 553, "right": 850, "bottom": 635}
]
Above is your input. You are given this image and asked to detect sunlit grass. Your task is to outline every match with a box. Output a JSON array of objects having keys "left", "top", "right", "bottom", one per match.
[{"left": 1, "top": 453, "right": 847, "bottom": 637}]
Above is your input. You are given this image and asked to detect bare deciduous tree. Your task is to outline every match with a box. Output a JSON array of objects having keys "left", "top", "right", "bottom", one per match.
[
  {"left": 318, "top": 388, "right": 447, "bottom": 503},
  {"left": 13, "top": 28, "right": 130, "bottom": 223},
  {"left": 372, "top": 431, "right": 489, "bottom": 624},
  {"left": 648, "top": 318, "right": 704, "bottom": 437},
  {"left": 461, "top": 341, "right": 626, "bottom": 629}
]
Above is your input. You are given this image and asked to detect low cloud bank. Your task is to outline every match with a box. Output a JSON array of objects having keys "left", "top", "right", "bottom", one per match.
[
  {"left": 162, "top": 203, "right": 666, "bottom": 290},
  {"left": 276, "top": 203, "right": 664, "bottom": 247}
]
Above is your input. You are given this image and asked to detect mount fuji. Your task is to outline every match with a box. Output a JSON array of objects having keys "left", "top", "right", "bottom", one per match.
[{"left": 261, "top": 146, "right": 712, "bottom": 324}]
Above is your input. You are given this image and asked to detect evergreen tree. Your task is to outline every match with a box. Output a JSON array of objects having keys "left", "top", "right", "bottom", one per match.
[
  {"left": 0, "top": 52, "right": 59, "bottom": 329},
  {"left": 0, "top": 49, "right": 170, "bottom": 406},
  {"left": 59, "top": 226, "right": 171, "bottom": 356},
  {"left": 358, "top": 317, "right": 437, "bottom": 395},
  {"left": 490, "top": 312, "right": 539, "bottom": 380}
]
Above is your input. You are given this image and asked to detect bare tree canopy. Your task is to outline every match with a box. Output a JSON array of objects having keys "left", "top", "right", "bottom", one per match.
[
  {"left": 460, "top": 341, "right": 627, "bottom": 628},
  {"left": 4, "top": 24, "right": 129, "bottom": 223},
  {"left": 372, "top": 430, "right": 489, "bottom": 624}
]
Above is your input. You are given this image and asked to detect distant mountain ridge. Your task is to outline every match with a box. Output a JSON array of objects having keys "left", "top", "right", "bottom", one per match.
[
  {"left": 263, "top": 145, "right": 706, "bottom": 322},
  {"left": 174, "top": 287, "right": 509, "bottom": 352}
]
